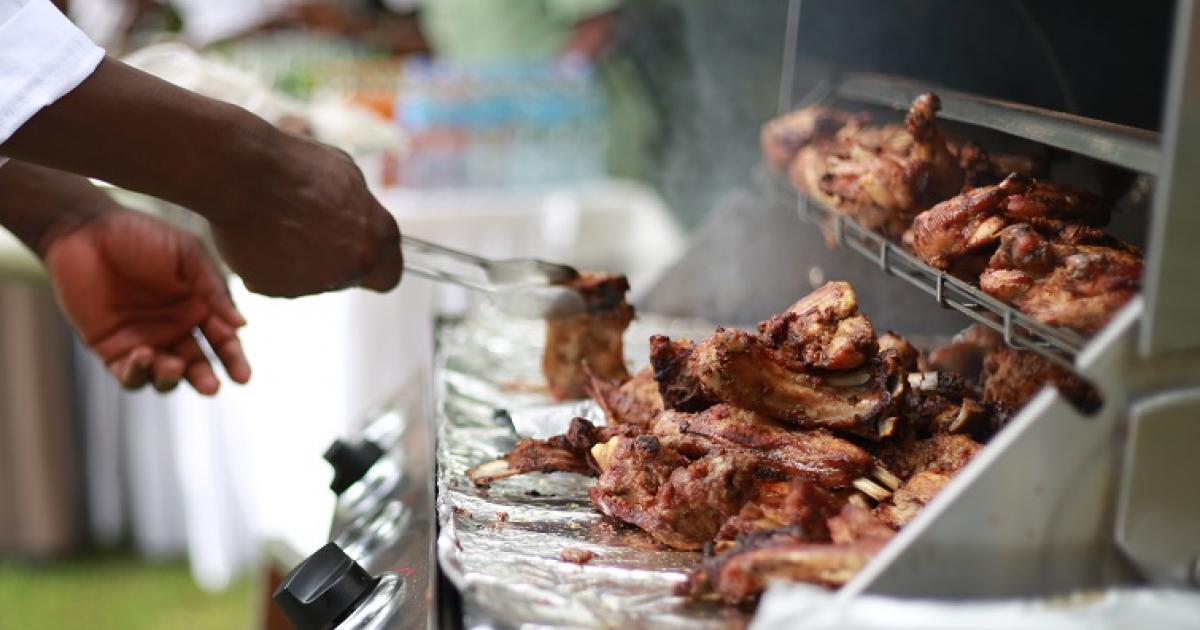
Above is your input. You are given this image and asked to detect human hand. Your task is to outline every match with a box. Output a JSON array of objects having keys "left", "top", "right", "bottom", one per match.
[
  {"left": 206, "top": 134, "right": 404, "bottom": 298},
  {"left": 45, "top": 210, "right": 251, "bottom": 395}
]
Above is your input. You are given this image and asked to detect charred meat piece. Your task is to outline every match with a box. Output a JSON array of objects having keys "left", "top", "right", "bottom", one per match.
[
  {"left": 909, "top": 174, "right": 1109, "bottom": 279},
  {"left": 718, "top": 479, "right": 846, "bottom": 543},
  {"left": 758, "top": 281, "right": 878, "bottom": 371},
  {"left": 585, "top": 365, "right": 663, "bottom": 427},
  {"left": 876, "top": 433, "right": 982, "bottom": 480},
  {"left": 878, "top": 331, "right": 920, "bottom": 371},
  {"left": 980, "top": 223, "right": 1142, "bottom": 335},
  {"left": 648, "top": 335, "right": 719, "bottom": 412},
  {"left": 542, "top": 273, "right": 634, "bottom": 400},
  {"left": 467, "top": 436, "right": 591, "bottom": 486},
  {"left": 817, "top": 94, "right": 966, "bottom": 238},
  {"left": 651, "top": 405, "right": 873, "bottom": 489},
  {"left": 828, "top": 503, "right": 897, "bottom": 545},
  {"left": 468, "top": 417, "right": 637, "bottom": 485},
  {"left": 761, "top": 105, "right": 862, "bottom": 173},
  {"left": 982, "top": 345, "right": 1100, "bottom": 411},
  {"left": 682, "top": 529, "right": 886, "bottom": 603},
  {"left": 636, "top": 450, "right": 790, "bottom": 551},
  {"left": 690, "top": 328, "right": 906, "bottom": 439},
  {"left": 925, "top": 324, "right": 1002, "bottom": 383},
  {"left": 876, "top": 470, "right": 952, "bottom": 528}
]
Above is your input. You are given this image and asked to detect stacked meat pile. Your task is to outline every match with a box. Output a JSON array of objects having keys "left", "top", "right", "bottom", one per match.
[{"left": 470, "top": 281, "right": 1026, "bottom": 604}]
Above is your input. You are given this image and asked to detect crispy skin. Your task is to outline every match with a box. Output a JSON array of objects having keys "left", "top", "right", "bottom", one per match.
[
  {"left": 909, "top": 174, "right": 1109, "bottom": 278},
  {"left": 690, "top": 328, "right": 906, "bottom": 439},
  {"left": 542, "top": 273, "right": 633, "bottom": 400},
  {"left": 876, "top": 470, "right": 952, "bottom": 528},
  {"left": 758, "top": 281, "right": 878, "bottom": 371},
  {"left": 817, "top": 94, "right": 965, "bottom": 238},
  {"left": 585, "top": 365, "right": 663, "bottom": 427},
  {"left": 648, "top": 335, "right": 719, "bottom": 412},
  {"left": 982, "top": 345, "right": 1100, "bottom": 411},
  {"left": 651, "top": 405, "right": 873, "bottom": 489},
  {"left": 980, "top": 223, "right": 1142, "bottom": 335},
  {"left": 761, "top": 105, "right": 862, "bottom": 173}
]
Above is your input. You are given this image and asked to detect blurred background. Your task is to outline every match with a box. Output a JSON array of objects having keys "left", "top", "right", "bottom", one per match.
[{"left": 0, "top": 1, "right": 789, "bottom": 627}]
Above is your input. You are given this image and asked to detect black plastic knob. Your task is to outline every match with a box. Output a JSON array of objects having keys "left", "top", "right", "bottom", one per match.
[
  {"left": 273, "top": 542, "right": 379, "bottom": 630},
  {"left": 324, "top": 439, "right": 385, "bottom": 495}
]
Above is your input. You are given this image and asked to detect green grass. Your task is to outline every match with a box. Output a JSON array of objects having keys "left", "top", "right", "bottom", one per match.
[{"left": 0, "top": 552, "right": 255, "bottom": 630}]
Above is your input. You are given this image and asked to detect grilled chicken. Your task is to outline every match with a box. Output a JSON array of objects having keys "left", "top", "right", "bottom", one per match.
[
  {"left": 758, "top": 281, "right": 878, "bottom": 371},
  {"left": 542, "top": 273, "right": 634, "bottom": 400},
  {"left": 761, "top": 105, "right": 863, "bottom": 173},
  {"left": 815, "top": 94, "right": 967, "bottom": 238},
  {"left": 982, "top": 344, "right": 1100, "bottom": 411},
  {"left": 650, "top": 405, "right": 874, "bottom": 489},
  {"left": 585, "top": 365, "right": 664, "bottom": 427},
  {"left": 467, "top": 417, "right": 637, "bottom": 485},
  {"left": 908, "top": 173, "right": 1109, "bottom": 279},
  {"left": 690, "top": 328, "right": 906, "bottom": 439},
  {"left": 648, "top": 335, "right": 719, "bottom": 412},
  {"left": 980, "top": 223, "right": 1142, "bottom": 335}
]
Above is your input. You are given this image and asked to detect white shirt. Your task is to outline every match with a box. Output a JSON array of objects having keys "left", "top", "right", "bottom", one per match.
[{"left": 0, "top": 0, "right": 104, "bottom": 149}]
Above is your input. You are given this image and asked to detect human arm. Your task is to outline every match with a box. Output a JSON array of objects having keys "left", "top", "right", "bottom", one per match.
[
  {"left": 0, "top": 160, "right": 250, "bottom": 394},
  {"left": 0, "top": 55, "right": 402, "bottom": 298}
]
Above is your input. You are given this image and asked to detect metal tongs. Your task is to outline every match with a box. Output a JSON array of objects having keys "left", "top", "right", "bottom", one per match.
[{"left": 400, "top": 235, "right": 588, "bottom": 318}]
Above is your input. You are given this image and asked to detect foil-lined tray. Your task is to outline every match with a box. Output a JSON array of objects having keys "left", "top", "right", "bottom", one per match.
[{"left": 434, "top": 308, "right": 750, "bottom": 629}]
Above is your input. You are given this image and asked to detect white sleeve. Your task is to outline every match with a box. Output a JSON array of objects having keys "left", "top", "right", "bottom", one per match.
[{"left": 0, "top": 0, "right": 104, "bottom": 148}]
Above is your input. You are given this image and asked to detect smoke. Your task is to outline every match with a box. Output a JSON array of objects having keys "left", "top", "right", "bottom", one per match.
[{"left": 616, "top": 0, "right": 792, "bottom": 230}]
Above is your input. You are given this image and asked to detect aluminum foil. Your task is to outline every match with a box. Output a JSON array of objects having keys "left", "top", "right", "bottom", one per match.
[{"left": 434, "top": 307, "right": 750, "bottom": 629}]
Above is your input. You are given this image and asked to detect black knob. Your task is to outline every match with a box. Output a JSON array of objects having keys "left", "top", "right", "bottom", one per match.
[
  {"left": 273, "top": 542, "right": 380, "bottom": 630},
  {"left": 324, "top": 439, "right": 385, "bottom": 495}
]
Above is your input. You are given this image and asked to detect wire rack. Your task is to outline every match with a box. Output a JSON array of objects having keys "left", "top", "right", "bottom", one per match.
[
  {"left": 765, "top": 177, "right": 1086, "bottom": 371},
  {"left": 770, "top": 74, "right": 1163, "bottom": 371}
]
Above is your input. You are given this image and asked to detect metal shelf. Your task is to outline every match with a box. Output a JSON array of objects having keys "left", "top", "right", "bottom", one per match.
[
  {"left": 767, "top": 178, "right": 1086, "bottom": 371},
  {"left": 834, "top": 74, "right": 1163, "bottom": 176}
]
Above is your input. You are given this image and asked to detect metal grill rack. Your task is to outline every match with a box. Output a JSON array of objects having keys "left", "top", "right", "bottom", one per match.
[{"left": 775, "top": 73, "right": 1164, "bottom": 371}]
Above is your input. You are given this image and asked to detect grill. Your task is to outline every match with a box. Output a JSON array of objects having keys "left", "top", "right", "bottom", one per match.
[{"left": 293, "top": 2, "right": 1200, "bottom": 627}]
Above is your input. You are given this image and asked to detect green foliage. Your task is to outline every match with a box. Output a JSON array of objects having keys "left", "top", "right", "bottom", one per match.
[{"left": 0, "top": 552, "right": 254, "bottom": 630}]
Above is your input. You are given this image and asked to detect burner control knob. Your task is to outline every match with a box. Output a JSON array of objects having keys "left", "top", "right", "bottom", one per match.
[
  {"left": 324, "top": 439, "right": 385, "bottom": 495},
  {"left": 273, "top": 542, "right": 379, "bottom": 630}
]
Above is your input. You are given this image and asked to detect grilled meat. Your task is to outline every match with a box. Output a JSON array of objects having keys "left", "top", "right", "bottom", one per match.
[
  {"left": 909, "top": 173, "right": 1109, "bottom": 279},
  {"left": 467, "top": 417, "right": 637, "bottom": 485},
  {"left": 876, "top": 470, "right": 952, "bottom": 528},
  {"left": 585, "top": 365, "right": 663, "bottom": 427},
  {"left": 878, "top": 331, "right": 920, "bottom": 371},
  {"left": 980, "top": 223, "right": 1142, "bottom": 335},
  {"left": 649, "top": 335, "right": 719, "bottom": 412},
  {"left": 682, "top": 529, "right": 887, "bottom": 603},
  {"left": 982, "top": 344, "right": 1100, "bottom": 411},
  {"left": 761, "top": 105, "right": 862, "bottom": 173},
  {"left": 651, "top": 405, "right": 874, "bottom": 488},
  {"left": 690, "top": 328, "right": 906, "bottom": 439},
  {"left": 758, "top": 281, "right": 878, "bottom": 371},
  {"left": 876, "top": 433, "right": 982, "bottom": 480},
  {"left": 543, "top": 273, "right": 634, "bottom": 400},
  {"left": 816, "top": 94, "right": 966, "bottom": 238}
]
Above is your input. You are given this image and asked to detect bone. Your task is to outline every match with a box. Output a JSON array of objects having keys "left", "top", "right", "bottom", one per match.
[
  {"left": 872, "top": 465, "right": 902, "bottom": 491},
  {"left": 467, "top": 459, "right": 516, "bottom": 486},
  {"left": 852, "top": 477, "right": 893, "bottom": 502}
]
